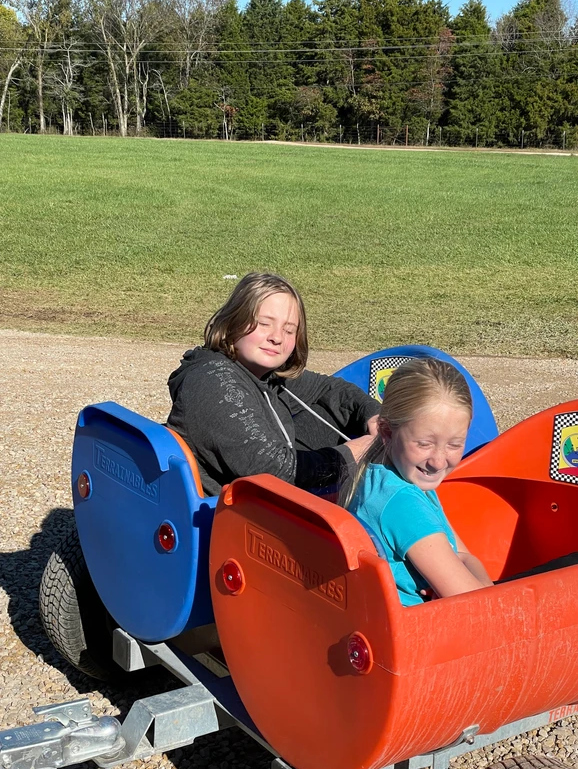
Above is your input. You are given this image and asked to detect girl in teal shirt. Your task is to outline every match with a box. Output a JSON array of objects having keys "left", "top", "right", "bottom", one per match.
[{"left": 342, "top": 358, "right": 493, "bottom": 606}]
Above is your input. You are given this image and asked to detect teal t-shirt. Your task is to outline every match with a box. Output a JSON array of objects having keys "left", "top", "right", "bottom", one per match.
[{"left": 347, "top": 464, "right": 457, "bottom": 607}]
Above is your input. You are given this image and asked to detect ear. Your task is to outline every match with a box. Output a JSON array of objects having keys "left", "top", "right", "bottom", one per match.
[{"left": 378, "top": 419, "right": 391, "bottom": 444}]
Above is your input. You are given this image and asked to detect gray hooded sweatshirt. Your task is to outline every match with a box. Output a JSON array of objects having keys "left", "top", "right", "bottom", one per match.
[{"left": 167, "top": 347, "right": 380, "bottom": 496}]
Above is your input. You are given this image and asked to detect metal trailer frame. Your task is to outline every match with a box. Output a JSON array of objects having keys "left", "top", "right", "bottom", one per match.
[{"left": 1, "top": 628, "right": 575, "bottom": 769}]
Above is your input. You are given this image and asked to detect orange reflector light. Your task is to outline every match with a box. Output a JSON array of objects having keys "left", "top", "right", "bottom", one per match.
[
  {"left": 77, "top": 472, "right": 91, "bottom": 499},
  {"left": 158, "top": 522, "right": 176, "bottom": 552},
  {"left": 348, "top": 632, "right": 373, "bottom": 674},
  {"left": 222, "top": 559, "right": 245, "bottom": 594}
]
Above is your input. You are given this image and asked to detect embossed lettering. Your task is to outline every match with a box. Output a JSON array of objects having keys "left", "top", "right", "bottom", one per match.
[
  {"left": 93, "top": 443, "right": 159, "bottom": 503},
  {"left": 245, "top": 525, "right": 346, "bottom": 608}
]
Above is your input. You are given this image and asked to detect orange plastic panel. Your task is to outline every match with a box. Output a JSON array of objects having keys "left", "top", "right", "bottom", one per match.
[
  {"left": 210, "top": 462, "right": 577, "bottom": 769},
  {"left": 439, "top": 400, "right": 578, "bottom": 579},
  {"left": 166, "top": 427, "right": 205, "bottom": 498}
]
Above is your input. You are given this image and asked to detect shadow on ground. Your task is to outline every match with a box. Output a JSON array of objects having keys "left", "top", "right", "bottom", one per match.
[{"left": 0, "top": 507, "right": 275, "bottom": 769}]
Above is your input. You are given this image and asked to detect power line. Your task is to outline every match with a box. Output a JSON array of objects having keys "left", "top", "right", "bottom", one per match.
[
  {"left": 0, "top": 44, "right": 575, "bottom": 63},
  {"left": 0, "top": 30, "right": 576, "bottom": 54}
]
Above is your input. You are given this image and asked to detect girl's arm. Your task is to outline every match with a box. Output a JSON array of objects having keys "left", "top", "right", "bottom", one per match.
[
  {"left": 407, "top": 533, "right": 492, "bottom": 599},
  {"left": 453, "top": 531, "right": 494, "bottom": 587}
]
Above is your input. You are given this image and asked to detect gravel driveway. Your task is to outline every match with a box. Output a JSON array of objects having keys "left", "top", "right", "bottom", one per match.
[{"left": 0, "top": 329, "right": 577, "bottom": 769}]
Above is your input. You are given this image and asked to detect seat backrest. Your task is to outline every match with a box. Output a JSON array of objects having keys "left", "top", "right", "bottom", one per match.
[
  {"left": 334, "top": 344, "right": 498, "bottom": 455},
  {"left": 72, "top": 402, "right": 217, "bottom": 642},
  {"left": 438, "top": 400, "right": 578, "bottom": 580}
]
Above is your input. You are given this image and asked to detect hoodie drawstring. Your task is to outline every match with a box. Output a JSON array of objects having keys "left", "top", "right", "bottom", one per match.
[
  {"left": 263, "top": 391, "right": 294, "bottom": 449},
  {"left": 281, "top": 387, "right": 350, "bottom": 442}
]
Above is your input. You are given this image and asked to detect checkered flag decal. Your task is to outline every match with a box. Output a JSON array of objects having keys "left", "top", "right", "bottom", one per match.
[
  {"left": 549, "top": 411, "right": 578, "bottom": 485},
  {"left": 369, "top": 356, "right": 414, "bottom": 400}
]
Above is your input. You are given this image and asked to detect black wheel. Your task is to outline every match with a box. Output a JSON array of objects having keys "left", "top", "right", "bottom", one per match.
[{"left": 39, "top": 525, "right": 122, "bottom": 681}]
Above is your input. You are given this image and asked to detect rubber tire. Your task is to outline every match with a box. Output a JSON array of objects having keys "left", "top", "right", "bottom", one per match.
[
  {"left": 39, "top": 525, "right": 122, "bottom": 681},
  {"left": 487, "top": 757, "right": 571, "bottom": 769}
]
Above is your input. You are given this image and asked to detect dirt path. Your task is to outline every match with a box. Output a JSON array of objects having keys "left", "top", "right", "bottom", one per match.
[
  {"left": 0, "top": 329, "right": 577, "bottom": 769},
  {"left": 265, "top": 140, "right": 576, "bottom": 157}
]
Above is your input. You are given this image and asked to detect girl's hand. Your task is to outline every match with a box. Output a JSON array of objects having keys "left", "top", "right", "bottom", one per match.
[
  {"left": 452, "top": 531, "right": 494, "bottom": 587},
  {"left": 366, "top": 415, "right": 380, "bottom": 436},
  {"left": 344, "top": 434, "right": 375, "bottom": 462},
  {"left": 456, "top": 551, "right": 494, "bottom": 587}
]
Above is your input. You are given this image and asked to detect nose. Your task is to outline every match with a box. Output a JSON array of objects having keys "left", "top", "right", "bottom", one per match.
[
  {"left": 267, "top": 326, "right": 283, "bottom": 344},
  {"left": 426, "top": 448, "right": 447, "bottom": 472}
]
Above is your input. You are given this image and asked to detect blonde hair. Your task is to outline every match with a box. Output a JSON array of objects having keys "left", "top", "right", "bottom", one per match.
[
  {"left": 204, "top": 272, "right": 308, "bottom": 378},
  {"left": 340, "top": 357, "right": 473, "bottom": 508}
]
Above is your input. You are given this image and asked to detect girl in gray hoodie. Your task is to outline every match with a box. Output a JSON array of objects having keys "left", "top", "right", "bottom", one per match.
[{"left": 167, "top": 273, "right": 380, "bottom": 497}]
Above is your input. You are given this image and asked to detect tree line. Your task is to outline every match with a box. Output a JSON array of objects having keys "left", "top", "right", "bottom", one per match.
[{"left": 0, "top": 0, "right": 577, "bottom": 147}]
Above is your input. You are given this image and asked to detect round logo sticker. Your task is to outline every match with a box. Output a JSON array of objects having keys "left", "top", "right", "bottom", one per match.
[{"left": 561, "top": 431, "right": 578, "bottom": 469}]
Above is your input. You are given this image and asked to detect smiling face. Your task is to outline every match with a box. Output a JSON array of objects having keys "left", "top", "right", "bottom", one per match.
[
  {"left": 385, "top": 400, "right": 471, "bottom": 491},
  {"left": 234, "top": 291, "right": 299, "bottom": 379}
]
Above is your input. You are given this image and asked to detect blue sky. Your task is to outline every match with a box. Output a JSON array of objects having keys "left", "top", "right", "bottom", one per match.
[{"left": 446, "top": 0, "right": 513, "bottom": 20}]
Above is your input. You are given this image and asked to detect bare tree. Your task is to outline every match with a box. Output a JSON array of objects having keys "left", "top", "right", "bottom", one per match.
[
  {"left": 151, "top": 66, "right": 171, "bottom": 119},
  {"left": 7, "top": 0, "right": 66, "bottom": 132},
  {"left": 85, "top": 0, "right": 169, "bottom": 135},
  {"left": 170, "top": 0, "right": 224, "bottom": 89},
  {"left": 47, "top": 39, "right": 84, "bottom": 135},
  {"left": 409, "top": 28, "right": 454, "bottom": 144},
  {"left": 0, "top": 5, "right": 25, "bottom": 130},
  {"left": 215, "top": 84, "right": 236, "bottom": 139}
]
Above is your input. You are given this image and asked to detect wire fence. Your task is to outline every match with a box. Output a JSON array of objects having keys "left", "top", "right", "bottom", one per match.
[
  {"left": 4, "top": 116, "right": 577, "bottom": 150},
  {"left": 138, "top": 119, "right": 580, "bottom": 150}
]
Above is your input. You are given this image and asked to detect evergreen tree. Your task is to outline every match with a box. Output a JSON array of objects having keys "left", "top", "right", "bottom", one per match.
[
  {"left": 1, "top": 0, "right": 576, "bottom": 144},
  {"left": 282, "top": 0, "right": 317, "bottom": 86},
  {"left": 445, "top": 0, "right": 499, "bottom": 145}
]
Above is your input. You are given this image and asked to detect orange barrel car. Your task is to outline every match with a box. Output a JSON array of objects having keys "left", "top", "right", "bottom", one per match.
[{"left": 210, "top": 401, "right": 578, "bottom": 769}]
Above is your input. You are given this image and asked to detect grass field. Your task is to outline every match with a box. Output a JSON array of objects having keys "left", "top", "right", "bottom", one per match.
[{"left": 1, "top": 134, "right": 577, "bottom": 356}]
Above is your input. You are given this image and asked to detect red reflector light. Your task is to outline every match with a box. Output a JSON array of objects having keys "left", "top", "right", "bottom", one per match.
[
  {"left": 222, "top": 559, "right": 245, "bottom": 594},
  {"left": 348, "top": 632, "right": 373, "bottom": 674},
  {"left": 77, "top": 472, "right": 91, "bottom": 499},
  {"left": 158, "top": 522, "right": 176, "bottom": 552}
]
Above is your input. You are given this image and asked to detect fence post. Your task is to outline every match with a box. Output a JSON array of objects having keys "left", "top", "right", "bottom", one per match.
[
  {"left": 261, "top": 123, "right": 265, "bottom": 141},
  {"left": 405, "top": 124, "right": 408, "bottom": 146},
  {"left": 520, "top": 129, "right": 524, "bottom": 149},
  {"left": 439, "top": 126, "right": 442, "bottom": 146},
  {"left": 183, "top": 121, "right": 185, "bottom": 139},
  {"left": 563, "top": 131, "right": 566, "bottom": 150},
  {"left": 339, "top": 124, "right": 342, "bottom": 144},
  {"left": 475, "top": 127, "right": 478, "bottom": 148}
]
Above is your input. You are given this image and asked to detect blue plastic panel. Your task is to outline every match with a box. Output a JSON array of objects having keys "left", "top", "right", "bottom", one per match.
[
  {"left": 334, "top": 345, "right": 498, "bottom": 455},
  {"left": 72, "top": 402, "right": 216, "bottom": 642}
]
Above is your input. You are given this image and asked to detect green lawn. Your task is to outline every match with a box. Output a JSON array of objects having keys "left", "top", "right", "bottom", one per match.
[{"left": 1, "top": 134, "right": 577, "bottom": 356}]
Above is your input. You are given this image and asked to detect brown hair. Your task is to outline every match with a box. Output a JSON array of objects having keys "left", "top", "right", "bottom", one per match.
[
  {"left": 340, "top": 357, "right": 473, "bottom": 507},
  {"left": 204, "top": 272, "right": 308, "bottom": 378}
]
